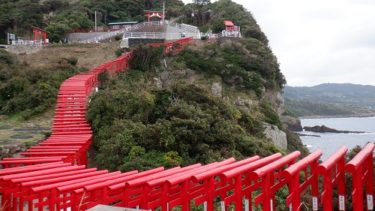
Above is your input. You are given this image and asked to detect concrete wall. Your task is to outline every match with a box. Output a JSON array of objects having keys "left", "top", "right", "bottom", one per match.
[{"left": 121, "top": 37, "right": 165, "bottom": 48}]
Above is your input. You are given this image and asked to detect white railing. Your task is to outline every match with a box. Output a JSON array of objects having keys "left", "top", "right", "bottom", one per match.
[
  {"left": 180, "top": 23, "right": 200, "bottom": 33},
  {"left": 79, "top": 29, "right": 126, "bottom": 43},
  {"left": 221, "top": 30, "right": 242, "bottom": 38},
  {"left": 122, "top": 21, "right": 165, "bottom": 34},
  {"left": 124, "top": 32, "right": 165, "bottom": 39},
  {"left": 123, "top": 32, "right": 201, "bottom": 40},
  {"left": 168, "top": 23, "right": 199, "bottom": 34},
  {"left": 165, "top": 32, "right": 199, "bottom": 40},
  {"left": 11, "top": 40, "right": 44, "bottom": 46}
]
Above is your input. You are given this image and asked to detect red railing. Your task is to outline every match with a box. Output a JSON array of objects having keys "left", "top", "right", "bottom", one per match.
[
  {"left": 250, "top": 151, "right": 301, "bottom": 211},
  {"left": 284, "top": 150, "right": 322, "bottom": 211},
  {"left": 0, "top": 37, "right": 373, "bottom": 211},
  {"left": 317, "top": 146, "right": 348, "bottom": 210},
  {"left": 346, "top": 143, "right": 374, "bottom": 211}
]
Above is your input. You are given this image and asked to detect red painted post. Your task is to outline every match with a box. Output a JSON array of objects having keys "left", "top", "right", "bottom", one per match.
[
  {"left": 346, "top": 143, "right": 374, "bottom": 211},
  {"left": 317, "top": 146, "right": 348, "bottom": 211},
  {"left": 250, "top": 151, "right": 301, "bottom": 211},
  {"left": 283, "top": 150, "right": 322, "bottom": 211}
]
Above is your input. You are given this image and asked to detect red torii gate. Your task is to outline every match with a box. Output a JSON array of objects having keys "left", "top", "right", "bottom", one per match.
[
  {"left": 144, "top": 10, "right": 164, "bottom": 22},
  {"left": 32, "top": 26, "right": 48, "bottom": 44},
  {"left": 0, "top": 37, "right": 373, "bottom": 211}
]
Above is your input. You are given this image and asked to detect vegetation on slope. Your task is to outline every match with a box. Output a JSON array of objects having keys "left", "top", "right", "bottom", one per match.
[
  {"left": 0, "top": 0, "right": 185, "bottom": 43},
  {"left": 182, "top": 0, "right": 269, "bottom": 44},
  {"left": 88, "top": 70, "right": 280, "bottom": 172},
  {"left": 285, "top": 84, "right": 375, "bottom": 108},
  {"left": 177, "top": 38, "right": 285, "bottom": 95},
  {"left": 0, "top": 49, "right": 85, "bottom": 119},
  {"left": 284, "top": 98, "right": 357, "bottom": 117},
  {"left": 87, "top": 35, "right": 302, "bottom": 172}
]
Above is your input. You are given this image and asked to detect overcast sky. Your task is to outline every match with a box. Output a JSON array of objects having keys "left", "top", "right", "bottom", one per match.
[{"left": 182, "top": 0, "right": 375, "bottom": 86}]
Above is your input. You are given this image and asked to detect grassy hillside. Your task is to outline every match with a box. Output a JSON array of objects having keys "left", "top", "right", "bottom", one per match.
[{"left": 0, "top": 42, "right": 121, "bottom": 119}]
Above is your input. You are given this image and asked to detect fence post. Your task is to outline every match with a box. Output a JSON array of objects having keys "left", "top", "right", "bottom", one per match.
[{"left": 346, "top": 143, "right": 374, "bottom": 211}]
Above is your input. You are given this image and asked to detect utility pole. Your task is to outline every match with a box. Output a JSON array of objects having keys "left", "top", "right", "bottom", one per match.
[
  {"left": 7, "top": 32, "right": 10, "bottom": 45},
  {"left": 94, "top": 10, "right": 97, "bottom": 32},
  {"left": 162, "top": 1, "right": 166, "bottom": 23}
]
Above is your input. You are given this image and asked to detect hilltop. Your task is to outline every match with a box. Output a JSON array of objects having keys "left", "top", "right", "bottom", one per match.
[{"left": 284, "top": 83, "right": 375, "bottom": 117}]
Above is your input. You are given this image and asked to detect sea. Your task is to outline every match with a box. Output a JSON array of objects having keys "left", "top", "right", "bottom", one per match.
[{"left": 299, "top": 117, "right": 375, "bottom": 160}]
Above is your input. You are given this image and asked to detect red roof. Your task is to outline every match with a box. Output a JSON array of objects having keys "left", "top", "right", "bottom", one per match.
[{"left": 224, "top": 20, "right": 234, "bottom": 27}]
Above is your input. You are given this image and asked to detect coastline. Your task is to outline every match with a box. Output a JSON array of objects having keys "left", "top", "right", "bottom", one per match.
[{"left": 299, "top": 114, "right": 375, "bottom": 119}]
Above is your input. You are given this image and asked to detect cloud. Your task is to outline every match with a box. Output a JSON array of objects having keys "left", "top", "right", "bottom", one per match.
[{"left": 181, "top": 0, "right": 375, "bottom": 86}]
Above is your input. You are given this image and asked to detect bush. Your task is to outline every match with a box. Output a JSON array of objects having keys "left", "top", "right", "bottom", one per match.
[
  {"left": 0, "top": 50, "right": 17, "bottom": 65},
  {"left": 88, "top": 72, "right": 280, "bottom": 172},
  {"left": 67, "top": 57, "right": 78, "bottom": 66},
  {"left": 0, "top": 56, "right": 85, "bottom": 119},
  {"left": 129, "top": 45, "right": 164, "bottom": 72},
  {"left": 261, "top": 102, "right": 283, "bottom": 129},
  {"left": 115, "top": 48, "right": 125, "bottom": 57},
  {"left": 114, "top": 35, "right": 122, "bottom": 41}
]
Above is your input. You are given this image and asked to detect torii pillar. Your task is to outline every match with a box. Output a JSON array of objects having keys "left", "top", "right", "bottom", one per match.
[{"left": 144, "top": 10, "right": 165, "bottom": 22}]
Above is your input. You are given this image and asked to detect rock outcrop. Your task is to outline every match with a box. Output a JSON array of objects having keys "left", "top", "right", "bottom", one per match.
[
  {"left": 281, "top": 115, "right": 303, "bottom": 131},
  {"left": 303, "top": 125, "right": 365, "bottom": 133},
  {"left": 263, "top": 123, "right": 287, "bottom": 150},
  {"left": 211, "top": 82, "right": 222, "bottom": 98},
  {"left": 263, "top": 90, "right": 285, "bottom": 116}
]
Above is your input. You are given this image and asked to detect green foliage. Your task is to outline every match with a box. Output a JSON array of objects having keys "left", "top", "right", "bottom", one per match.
[
  {"left": 0, "top": 52, "right": 84, "bottom": 119},
  {"left": 129, "top": 45, "right": 164, "bottom": 72},
  {"left": 285, "top": 130, "right": 308, "bottom": 156},
  {"left": 261, "top": 102, "right": 282, "bottom": 129},
  {"left": 46, "top": 10, "right": 94, "bottom": 43},
  {"left": 176, "top": 38, "right": 285, "bottom": 96},
  {"left": 0, "top": 0, "right": 184, "bottom": 43},
  {"left": 88, "top": 71, "right": 280, "bottom": 171},
  {"left": 284, "top": 98, "right": 359, "bottom": 117},
  {"left": 183, "top": 0, "right": 269, "bottom": 44},
  {"left": 0, "top": 0, "right": 45, "bottom": 41},
  {"left": 45, "top": 22, "right": 71, "bottom": 43},
  {"left": 115, "top": 48, "right": 125, "bottom": 57},
  {"left": 0, "top": 49, "right": 17, "bottom": 66}
]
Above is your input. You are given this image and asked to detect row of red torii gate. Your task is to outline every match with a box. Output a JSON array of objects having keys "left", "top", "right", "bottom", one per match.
[{"left": 0, "top": 37, "right": 374, "bottom": 211}]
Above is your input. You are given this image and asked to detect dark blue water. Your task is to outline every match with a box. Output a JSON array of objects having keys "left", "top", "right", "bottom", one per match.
[{"left": 300, "top": 117, "right": 375, "bottom": 160}]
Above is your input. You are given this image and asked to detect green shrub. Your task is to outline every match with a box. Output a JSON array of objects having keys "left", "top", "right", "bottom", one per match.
[
  {"left": 114, "top": 35, "right": 122, "bottom": 41},
  {"left": 261, "top": 102, "right": 283, "bottom": 129},
  {"left": 129, "top": 45, "right": 164, "bottom": 72},
  {"left": 176, "top": 38, "right": 282, "bottom": 96},
  {"left": 115, "top": 48, "right": 125, "bottom": 57},
  {"left": 0, "top": 56, "right": 85, "bottom": 119},
  {"left": 0, "top": 50, "right": 16, "bottom": 65},
  {"left": 88, "top": 72, "right": 281, "bottom": 172},
  {"left": 67, "top": 57, "right": 78, "bottom": 66}
]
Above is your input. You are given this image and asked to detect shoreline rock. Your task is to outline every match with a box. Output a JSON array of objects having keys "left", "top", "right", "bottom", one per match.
[
  {"left": 303, "top": 125, "right": 365, "bottom": 134},
  {"left": 281, "top": 115, "right": 303, "bottom": 131},
  {"left": 296, "top": 133, "right": 321, "bottom": 137}
]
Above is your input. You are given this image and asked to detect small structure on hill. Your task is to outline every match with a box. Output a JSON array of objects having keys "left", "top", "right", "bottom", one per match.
[
  {"left": 32, "top": 26, "right": 48, "bottom": 44},
  {"left": 144, "top": 10, "right": 165, "bottom": 22},
  {"left": 222, "top": 20, "right": 241, "bottom": 38},
  {"left": 108, "top": 21, "right": 138, "bottom": 30},
  {"left": 11, "top": 26, "right": 48, "bottom": 45}
]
